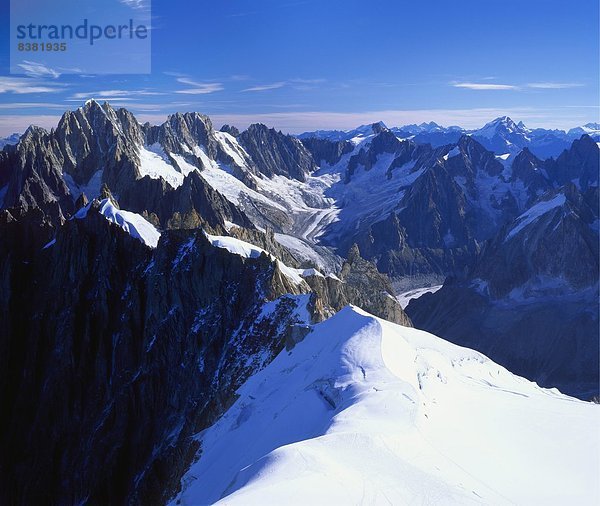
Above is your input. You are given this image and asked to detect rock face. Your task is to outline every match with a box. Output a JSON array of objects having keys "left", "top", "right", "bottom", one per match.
[
  {"left": 238, "top": 123, "right": 316, "bottom": 181},
  {"left": 318, "top": 132, "right": 599, "bottom": 279},
  {"left": 0, "top": 126, "right": 74, "bottom": 224},
  {"left": 0, "top": 194, "right": 410, "bottom": 505},
  {"left": 0, "top": 102, "right": 253, "bottom": 232},
  {"left": 300, "top": 136, "right": 353, "bottom": 166},
  {"left": 4, "top": 102, "right": 594, "bottom": 285}
]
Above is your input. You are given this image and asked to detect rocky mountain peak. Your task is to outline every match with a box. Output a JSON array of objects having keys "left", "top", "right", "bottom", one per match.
[
  {"left": 238, "top": 123, "right": 316, "bottom": 181},
  {"left": 371, "top": 121, "right": 388, "bottom": 134},
  {"left": 220, "top": 124, "right": 240, "bottom": 137}
]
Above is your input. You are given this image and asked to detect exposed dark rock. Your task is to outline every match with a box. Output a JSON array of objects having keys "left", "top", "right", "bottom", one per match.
[
  {"left": 238, "top": 123, "right": 316, "bottom": 181},
  {"left": 300, "top": 137, "right": 354, "bottom": 166},
  {"left": 0, "top": 211, "right": 312, "bottom": 505},
  {"left": 407, "top": 183, "right": 599, "bottom": 399},
  {"left": 220, "top": 124, "right": 240, "bottom": 137}
]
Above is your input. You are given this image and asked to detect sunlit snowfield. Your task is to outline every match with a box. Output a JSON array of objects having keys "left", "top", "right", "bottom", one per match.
[{"left": 173, "top": 307, "right": 599, "bottom": 505}]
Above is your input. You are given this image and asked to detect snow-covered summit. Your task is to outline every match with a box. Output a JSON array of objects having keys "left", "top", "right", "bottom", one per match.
[
  {"left": 473, "top": 116, "right": 529, "bottom": 140},
  {"left": 75, "top": 198, "right": 161, "bottom": 248},
  {"left": 172, "top": 305, "right": 599, "bottom": 505},
  {"left": 568, "top": 122, "right": 600, "bottom": 138}
]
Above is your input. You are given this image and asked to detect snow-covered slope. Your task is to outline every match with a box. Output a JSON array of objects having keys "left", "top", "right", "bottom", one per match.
[
  {"left": 172, "top": 306, "right": 599, "bottom": 505},
  {"left": 75, "top": 198, "right": 161, "bottom": 248},
  {"left": 203, "top": 231, "right": 308, "bottom": 285},
  {"left": 396, "top": 285, "right": 443, "bottom": 308}
]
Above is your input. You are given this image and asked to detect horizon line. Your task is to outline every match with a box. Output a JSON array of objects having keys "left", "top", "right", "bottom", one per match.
[{"left": 0, "top": 101, "right": 598, "bottom": 136}]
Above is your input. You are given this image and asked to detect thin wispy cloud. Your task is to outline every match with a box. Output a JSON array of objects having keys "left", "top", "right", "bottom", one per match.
[
  {"left": 0, "top": 102, "right": 68, "bottom": 110},
  {"left": 527, "top": 82, "right": 584, "bottom": 89},
  {"left": 71, "top": 89, "right": 164, "bottom": 100},
  {"left": 290, "top": 78, "right": 326, "bottom": 84},
  {"left": 453, "top": 81, "right": 585, "bottom": 91},
  {"left": 453, "top": 82, "right": 518, "bottom": 90},
  {"left": 120, "top": 0, "right": 148, "bottom": 9},
  {"left": 0, "top": 77, "right": 64, "bottom": 94},
  {"left": 176, "top": 78, "right": 224, "bottom": 95},
  {"left": 242, "top": 82, "right": 286, "bottom": 92},
  {"left": 18, "top": 61, "right": 61, "bottom": 79}
]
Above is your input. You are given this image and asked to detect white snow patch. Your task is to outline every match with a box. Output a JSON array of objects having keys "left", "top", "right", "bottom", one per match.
[
  {"left": 204, "top": 232, "right": 305, "bottom": 285},
  {"left": 172, "top": 306, "right": 599, "bottom": 506},
  {"left": 274, "top": 233, "right": 329, "bottom": 270},
  {"left": 63, "top": 170, "right": 104, "bottom": 201},
  {"left": 443, "top": 145, "right": 461, "bottom": 161},
  {"left": 396, "top": 285, "right": 443, "bottom": 309},
  {"left": 98, "top": 199, "right": 161, "bottom": 248},
  {"left": 199, "top": 165, "right": 287, "bottom": 211},
  {"left": 170, "top": 153, "right": 199, "bottom": 177},
  {"left": 223, "top": 220, "right": 236, "bottom": 232},
  {"left": 295, "top": 267, "right": 324, "bottom": 278},
  {"left": 506, "top": 193, "right": 566, "bottom": 240},
  {"left": 192, "top": 144, "right": 220, "bottom": 171},
  {"left": 321, "top": 155, "right": 423, "bottom": 242},
  {"left": 138, "top": 144, "right": 184, "bottom": 188},
  {"left": 214, "top": 131, "right": 252, "bottom": 169}
]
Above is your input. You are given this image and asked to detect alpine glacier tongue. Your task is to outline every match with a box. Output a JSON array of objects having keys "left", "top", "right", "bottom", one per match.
[{"left": 172, "top": 306, "right": 599, "bottom": 506}]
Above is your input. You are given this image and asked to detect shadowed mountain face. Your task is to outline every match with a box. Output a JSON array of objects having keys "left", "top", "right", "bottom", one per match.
[
  {"left": 0, "top": 196, "right": 409, "bottom": 505},
  {"left": 406, "top": 183, "right": 599, "bottom": 399},
  {"left": 0, "top": 102, "right": 597, "bottom": 504}
]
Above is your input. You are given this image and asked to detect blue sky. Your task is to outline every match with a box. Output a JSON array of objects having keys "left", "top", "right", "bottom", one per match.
[{"left": 0, "top": 0, "right": 598, "bottom": 135}]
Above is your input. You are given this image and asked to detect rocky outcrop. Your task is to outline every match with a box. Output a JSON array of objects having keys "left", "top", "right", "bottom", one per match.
[
  {"left": 219, "top": 124, "right": 240, "bottom": 137},
  {"left": 0, "top": 207, "right": 311, "bottom": 505},
  {"left": 238, "top": 123, "right": 316, "bottom": 181},
  {"left": 0, "top": 126, "right": 74, "bottom": 225},
  {"left": 300, "top": 244, "right": 412, "bottom": 327},
  {"left": 546, "top": 134, "right": 599, "bottom": 189},
  {"left": 0, "top": 190, "right": 410, "bottom": 506},
  {"left": 0, "top": 102, "right": 257, "bottom": 232},
  {"left": 300, "top": 137, "right": 353, "bottom": 166}
]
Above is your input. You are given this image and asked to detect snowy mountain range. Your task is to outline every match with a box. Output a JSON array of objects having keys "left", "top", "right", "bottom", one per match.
[
  {"left": 0, "top": 133, "right": 20, "bottom": 150},
  {"left": 300, "top": 117, "right": 600, "bottom": 159},
  {"left": 0, "top": 100, "right": 597, "bottom": 505}
]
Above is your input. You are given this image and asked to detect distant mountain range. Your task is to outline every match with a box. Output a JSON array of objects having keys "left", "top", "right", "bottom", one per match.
[
  {"left": 0, "top": 100, "right": 597, "bottom": 505},
  {"left": 300, "top": 117, "right": 600, "bottom": 159},
  {"left": 0, "top": 133, "right": 20, "bottom": 150}
]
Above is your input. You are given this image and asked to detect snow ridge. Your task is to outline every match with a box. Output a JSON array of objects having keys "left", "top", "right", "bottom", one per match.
[{"left": 172, "top": 306, "right": 599, "bottom": 505}]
